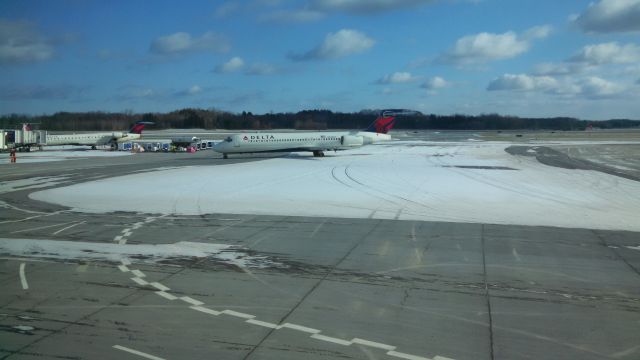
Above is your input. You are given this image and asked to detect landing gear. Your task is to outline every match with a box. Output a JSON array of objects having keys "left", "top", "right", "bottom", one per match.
[
  {"left": 91, "top": 145, "right": 97, "bottom": 150},
  {"left": 223, "top": 153, "right": 228, "bottom": 159},
  {"left": 312, "top": 151, "right": 325, "bottom": 157}
]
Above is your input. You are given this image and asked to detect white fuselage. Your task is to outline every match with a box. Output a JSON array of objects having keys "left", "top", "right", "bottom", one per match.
[
  {"left": 45, "top": 132, "right": 141, "bottom": 146},
  {"left": 212, "top": 131, "right": 391, "bottom": 155}
]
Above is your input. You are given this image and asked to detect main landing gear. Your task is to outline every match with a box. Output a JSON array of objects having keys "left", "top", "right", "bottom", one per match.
[
  {"left": 223, "top": 153, "right": 228, "bottom": 159},
  {"left": 312, "top": 151, "right": 325, "bottom": 157}
]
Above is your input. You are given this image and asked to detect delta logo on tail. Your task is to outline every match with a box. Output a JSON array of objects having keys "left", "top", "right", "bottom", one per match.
[
  {"left": 365, "top": 109, "right": 418, "bottom": 134},
  {"left": 129, "top": 121, "right": 153, "bottom": 134}
]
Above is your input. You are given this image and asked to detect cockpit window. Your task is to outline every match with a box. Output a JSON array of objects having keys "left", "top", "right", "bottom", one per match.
[{"left": 225, "top": 136, "right": 232, "bottom": 142}]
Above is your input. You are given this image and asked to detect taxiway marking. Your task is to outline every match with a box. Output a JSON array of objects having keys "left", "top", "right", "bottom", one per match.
[
  {"left": 111, "top": 214, "right": 455, "bottom": 360},
  {"left": 113, "top": 345, "right": 165, "bottom": 360},
  {"left": 512, "top": 248, "right": 521, "bottom": 262},
  {"left": 118, "top": 262, "right": 455, "bottom": 360},
  {"left": 10, "top": 220, "right": 76, "bottom": 234},
  {"left": 52, "top": 221, "right": 86, "bottom": 235},
  {"left": 19, "top": 263, "right": 28, "bottom": 290}
]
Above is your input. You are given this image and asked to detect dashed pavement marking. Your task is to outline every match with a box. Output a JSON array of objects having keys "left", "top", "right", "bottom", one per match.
[
  {"left": 19, "top": 262, "right": 28, "bottom": 290},
  {"left": 150, "top": 282, "right": 170, "bottom": 291},
  {"left": 131, "top": 277, "right": 148, "bottom": 286},
  {"left": 111, "top": 215, "right": 454, "bottom": 360},
  {"left": 156, "top": 291, "right": 178, "bottom": 301},
  {"left": 180, "top": 296, "right": 204, "bottom": 306},
  {"left": 113, "top": 345, "right": 165, "bottom": 360},
  {"left": 131, "top": 269, "right": 145, "bottom": 278},
  {"left": 310, "top": 333, "right": 352, "bottom": 346}
]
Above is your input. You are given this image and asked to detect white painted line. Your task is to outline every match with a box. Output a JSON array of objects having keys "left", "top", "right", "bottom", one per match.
[
  {"left": 121, "top": 258, "right": 131, "bottom": 265},
  {"left": 114, "top": 235, "right": 123, "bottom": 242},
  {"left": 277, "top": 323, "right": 320, "bottom": 334},
  {"left": 117, "top": 265, "right": 130, "bottom": 273},
  {"left": 156, "top": 291, "right": 177, "bottom": 301},
  {"left": 131, "top": 269, "right": 146, "bottom": 278},
  {"left": 113, "top": 345, "right": 165, "bottom": 360},
  {"left": 351, "top": 338, "right": 396, "bottom": 351},
  {"left": 190, "top": 305, "right": 221, "bottom": 316},
  {"left": 221, "top": 309, "right": 255, "bottom": 319},
  {"left": 180, "top": 296, "right": 204, "bottom": 306},
  {"left": 387, "top": 350, "right": 431, "bottom": 360},
  {"left": 52, "top": 221, "right": 86, "bottom": 235},
  {"left": 512, "top": 248, "right": 521, "bottom": 262},
  {"left": 0, "top": 211, "right": 63, "bottom": 225},
  {"left": 433, "top": 356, "right": 455, "bottom": 360},
  {"left": 121, "top": 228, "right": 132, "bottom": 234},
  {"left": 19, "top": 263, "right": 28, "bottom": 290},
  {"left": 150, "top": 282, "right": 170, "bottom": 291},
  {"left": 11, "top": 221, "right": 75, "bottom": 234},
  {"left": 131, "top": 277, "right": 148, "bottom": 286},
  {"left": 246, "top": 319, "right": 279, "bottom": 329},
  {"left": 310, "top": 333, "right": 352, "bottom": 346},
  {"left": 122, "top": 231, "right": 132, "bottom": 237},
  {"left": 118, "top": 239, "right": 127, "bottom": 245}
]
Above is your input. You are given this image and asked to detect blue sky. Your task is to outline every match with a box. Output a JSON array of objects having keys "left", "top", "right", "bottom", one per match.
[{"left": 1, "top": 0, "right": 639, "bottom": 119}]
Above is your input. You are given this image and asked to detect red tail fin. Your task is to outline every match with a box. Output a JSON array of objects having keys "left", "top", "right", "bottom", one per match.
[{"left": 128, "top": 121, "right": 152, "bottom": 134}]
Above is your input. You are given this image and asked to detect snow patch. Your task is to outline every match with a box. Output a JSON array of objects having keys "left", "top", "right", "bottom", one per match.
[
  {"left": 0, "top": 176, "right": 71, "bottom": 194},
  {"left": 28, "top": 141, "right": 640, "bottom": 231},
  {"left": 0, "top": 238, "right": 279, "bottom": 269}
]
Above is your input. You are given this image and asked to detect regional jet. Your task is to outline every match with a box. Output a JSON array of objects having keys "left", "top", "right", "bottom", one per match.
[
  {"left": 212, "top": 110, "right": 417, "bottom": 158},
  {"left": 45, "top": 121, "right": 153, "bottom": 149}
]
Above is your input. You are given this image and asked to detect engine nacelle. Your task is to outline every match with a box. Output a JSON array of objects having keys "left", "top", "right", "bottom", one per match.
[{"left": 340, "top": 135, "right": 364, "bottom": 147}]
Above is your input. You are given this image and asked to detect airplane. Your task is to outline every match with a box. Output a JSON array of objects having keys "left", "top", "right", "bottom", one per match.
[
  {"left": 44, "top": 121, "right": 153, "bottom": 150},
  {"left": 212, "top": 109, "right": 417, "bottom": 158}
]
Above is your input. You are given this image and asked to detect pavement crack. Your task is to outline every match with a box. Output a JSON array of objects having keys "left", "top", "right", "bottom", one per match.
[
  {"left": 242, "top": 219, "right": 383, "bottom": 360},
  {"left": 481, "top": 224, "right": 495, "bottom": 360}
]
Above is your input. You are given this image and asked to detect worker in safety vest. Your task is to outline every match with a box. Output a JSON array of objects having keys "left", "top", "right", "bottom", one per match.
[{"left": 9, "top": 148, "right": 17, "bottom": 163}]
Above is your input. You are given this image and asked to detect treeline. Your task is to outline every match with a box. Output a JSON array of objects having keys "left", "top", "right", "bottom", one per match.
[{"left": 1, "top": 109, "right": 639, "bottom": 131}]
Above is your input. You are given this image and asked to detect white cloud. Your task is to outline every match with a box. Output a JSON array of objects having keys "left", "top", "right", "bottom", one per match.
[
  {"left": 260, "top": 9, "right": 325, "bottom": 23},
  {"left": 291, "top": 29, "right": 375, "bottom": 61},
  {"left": 487, "top": 74, "right": 558, "bottom": 91},
  {"left": 574, "top": 0, "right": 640, "bottom": 33},
  {"left": 214, "top": 2, "right": 241, "bottom": 18},
  {"left": 150, "top": 31, "right": 229, "bottom": 55},
  {"left": 310, "top": 0, "right": 435, "bottom": 14},
  {"left": 532, "top": 62, "right": 590, "bottom": 76},
  {"left": 245, "top": 62, "right": 278, "bottom": 75},
  {"left": 215, "top": 56, "right": 245, "bottom": 73},
  {"left": 488, "top": 73, "right": 627, "bottom": 99},
  {"left": 422, "top": 76, "right": 450, "bottom": 89},
  {"left": 438, "top": 26, "right": 550, "bottom": 65},
  {"left": 522, "top": 25, "right": 553, "bottom": 40},
  {"left": 187, "top": 85, "right": 202, "bottom": 95},
  {"left": 376, "top": 71, "right": 418, "bottom": 84},
  {"left": 174, "top": 85, "right": 204, "bottom": 97},
  {"left": 579, "top": 76, "right": 625, "bottom": 97},
  {"left": 569, "top": 42, "right": 640, "bottom": 65},
  {"left": 0, "top": 19, "right": 54, "bottom": 64}
]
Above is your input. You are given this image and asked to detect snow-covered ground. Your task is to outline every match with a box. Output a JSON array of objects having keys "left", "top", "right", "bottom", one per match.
[
  {"left": 0, "top": 238, "right": 279, "bottom": 268},
  {"left": 30, "top": 141, "right": 640, "bottom": 231},
  {"left": 0, "top": 147, "right": 131, "bottom": 164}
]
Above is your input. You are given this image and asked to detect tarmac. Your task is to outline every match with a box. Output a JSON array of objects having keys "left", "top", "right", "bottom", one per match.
[{"left": 1, "top": 146, "right": 639, "bottom": 360}]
